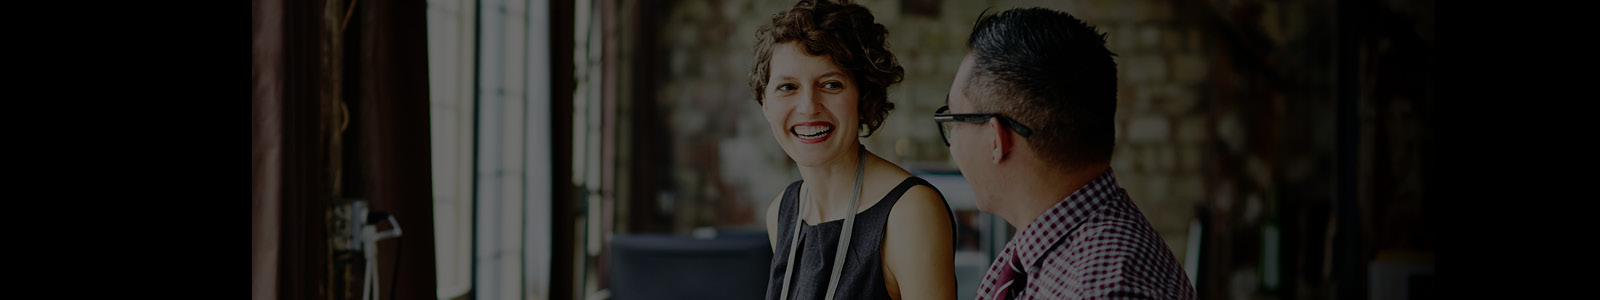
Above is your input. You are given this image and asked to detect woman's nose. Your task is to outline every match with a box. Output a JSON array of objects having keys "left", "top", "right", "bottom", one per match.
[{"left": 795, "top": 88, "right": 822, "bottom": 115}]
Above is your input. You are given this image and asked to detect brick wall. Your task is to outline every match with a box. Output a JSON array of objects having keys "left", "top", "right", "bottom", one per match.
[
  {"left": 653, "top": 0, "right": 1232, "bottom": 252},
  {"left": 644, "top": 0, "right": 1431, "bottom": 298}
]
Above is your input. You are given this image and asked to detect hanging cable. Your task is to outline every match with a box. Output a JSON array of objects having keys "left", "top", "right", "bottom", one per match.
[
  {"left": 390, "top": 236, "right": 401, "bottom": 300},
  {"left": 362, "top": 211, "right": 402, "bottom": 300}
]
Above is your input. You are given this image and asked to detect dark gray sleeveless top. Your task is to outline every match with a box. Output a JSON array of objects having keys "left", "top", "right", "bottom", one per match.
[{"left": 765, "top": 177, "right": 956, "bottom": 300}]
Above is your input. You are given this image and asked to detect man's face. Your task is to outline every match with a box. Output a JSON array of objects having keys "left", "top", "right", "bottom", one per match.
[{"left": 947, "top": 52, "right": 1001, "bottom": 214}]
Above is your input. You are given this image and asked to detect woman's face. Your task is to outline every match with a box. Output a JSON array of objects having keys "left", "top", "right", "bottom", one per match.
[{"left": 762, "top": 42, "right": 861, "bottom": 167}]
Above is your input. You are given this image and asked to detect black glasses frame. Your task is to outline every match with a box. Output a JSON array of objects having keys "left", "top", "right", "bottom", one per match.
[{"left": 932, "top": 105, "right": 1033, "bottom": 146}]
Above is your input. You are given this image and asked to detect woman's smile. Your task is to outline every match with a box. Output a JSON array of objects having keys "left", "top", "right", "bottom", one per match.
[{"left": 791, "top": 121, "right": 835, "bottom": 144}]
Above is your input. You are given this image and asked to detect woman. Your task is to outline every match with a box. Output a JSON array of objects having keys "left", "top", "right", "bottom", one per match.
[{"left": 751, "top": 1, "right": 957, "bottom": 300}]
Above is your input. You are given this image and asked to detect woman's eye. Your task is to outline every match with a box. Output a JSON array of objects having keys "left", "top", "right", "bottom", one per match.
[
  {"left": 775, "top": 84, "right": 796, "bottom": 92},
  {"left": 823, "top": 82, "right": 844, "bottom": 90}
]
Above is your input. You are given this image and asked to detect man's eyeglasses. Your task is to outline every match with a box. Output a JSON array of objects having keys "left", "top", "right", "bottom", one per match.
[{"left": 932, "top": 106, "right": 1033, "bottom": 146}]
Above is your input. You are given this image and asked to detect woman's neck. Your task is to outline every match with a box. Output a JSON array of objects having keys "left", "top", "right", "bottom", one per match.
[{"left": 796, "top": 146, "right": 867, "bottom": 221}]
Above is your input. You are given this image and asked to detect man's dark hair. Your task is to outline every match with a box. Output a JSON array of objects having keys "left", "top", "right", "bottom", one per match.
[{"left": 966, "top": 7, "right": 1118, "bottom": 167}]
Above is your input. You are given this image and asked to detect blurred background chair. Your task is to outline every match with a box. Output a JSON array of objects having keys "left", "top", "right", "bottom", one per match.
[{"left": 606, "top": 230, "right": 772, "bottom": 300}]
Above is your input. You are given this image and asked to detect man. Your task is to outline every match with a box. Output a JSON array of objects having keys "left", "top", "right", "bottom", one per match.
[{"left": 935, "top": 7, "right": 1196, "bottom": 300}]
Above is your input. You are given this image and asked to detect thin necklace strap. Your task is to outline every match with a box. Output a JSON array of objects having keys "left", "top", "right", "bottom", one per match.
[
  {"left": 777, "top": 181, "right": 805, "bottom": 300},
  {"left": 824, "top": 147, "right": 866, "bottom": 300},
  {"left": 777, "top": 147, "right": 867, "bottom": 300}
]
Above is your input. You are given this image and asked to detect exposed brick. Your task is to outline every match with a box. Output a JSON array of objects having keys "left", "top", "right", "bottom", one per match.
[
  {"left": 1216, "top": 112, "right": 1247, "bottom": 153},
  {"left": 1112, "top": 25, "right": 1137, "bottom": 54},
  {"left": 1144, "top": 0, "right": 1174, "bottom": 22},
  {"left": 1112, "top": 145, "right": 1137, "bottom": 172},
  {"left": 1157, "top": 145, "right": 1178, "bottom": 171},
  {"left": 1144, "top": 204, "right": 1191, "bottom": 235},
  {"left": 1170, "top": 87, "right": 1201, "bottom": 114},
  {"left": 1122, "top": 54, "right": 1168, "bottom": 84},
  {"left": 1171, "top": 53, "right": 1210, "bottom": 84},
  {"left": 1126, "top": 116, "right": 1171, "bottom": 143},
  {"left": 1172, "top": 174, "right": 1206, "bottom": 204},
  {"left": 1189, "top": 27, "right": 1205, "bottom": 52},
  {"left": 1116, "top": 0, "right": 1143, "bottom": 21},
  {"left": 942, "top": 0, "right": 989, "bottom": 22},
  {"left": 1142, "top": 25, "right": 1163, "bottom": 50},
  {"left": 1136, "top": 145, "right": 1153, "bottom": 171},
  {"left": 674, "top": 0, "right": 714, "bottom": 21},
  {"left": 1082, "top": 0, "right": 1124, "bottom": 25},
  {"left": 1143, "top": 83, "right": 1200, "bottom": 114},
  {"left": 857, "top": 0, "right": 900, "bottom": 24},
  {"left": 1051, "top": 0, "right": 1090, "bottom": 17},
  {"left": 1140, "top": 203, "right": 1182, "bottom": 232},
  {"left": 645, "top": 0, "right": 1363, "bottom": 251},
  {"left": 1176, "top": 115, "right": 1211, "bottom": 142},
  {"left": 1177, "top": 144, "right": 1204, "bottom": 172},
  {"left": 1142, "top": 173, "right": 1171, "bottom": 204},
  {"left": 1164, "top": 235, "right": 1189, "bottom": 265},
  {"left": 1120, "top": 171, "right": 1147, "bottom": 198},
  {"left": 1116, "top": 85, "right": 1138, "bottom": 112},
  {"left": 1163, "top": 26, "right": 1185, "bottom": 52}
]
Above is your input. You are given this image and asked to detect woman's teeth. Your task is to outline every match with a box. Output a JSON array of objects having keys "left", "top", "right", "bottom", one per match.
[{"left": 793, "top": 125, "right": 833, "bottom": 137}]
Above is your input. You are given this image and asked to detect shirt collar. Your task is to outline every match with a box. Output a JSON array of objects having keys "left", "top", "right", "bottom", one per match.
[{"left": 1007, "top": 168, "right": 1123, "bottom": 272}]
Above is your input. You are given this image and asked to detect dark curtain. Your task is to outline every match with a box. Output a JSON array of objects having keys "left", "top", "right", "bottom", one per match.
[
  {"left": 253, "top": 0, "right": 329, "bottom": 299},
  {"left": 353, "top": 0, "right": 438, "bottom": 299},
  {"left": 254, "top": 0, "right": 436, "bottom": 299}
]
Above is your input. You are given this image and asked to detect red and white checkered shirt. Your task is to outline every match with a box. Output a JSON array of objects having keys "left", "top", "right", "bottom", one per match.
[{"left": 975, "top": 169, "right": 1196, "bottom": 300}]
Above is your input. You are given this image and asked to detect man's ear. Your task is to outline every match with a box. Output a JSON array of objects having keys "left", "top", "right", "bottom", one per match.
[{"left": 990, "top": 119, "right": 1010, "bottom": 164}]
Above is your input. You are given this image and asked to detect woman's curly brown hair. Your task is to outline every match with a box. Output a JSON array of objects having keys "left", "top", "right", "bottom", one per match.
[{"left": 749, "top": 0, "right": 904, "bottom": 137}]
